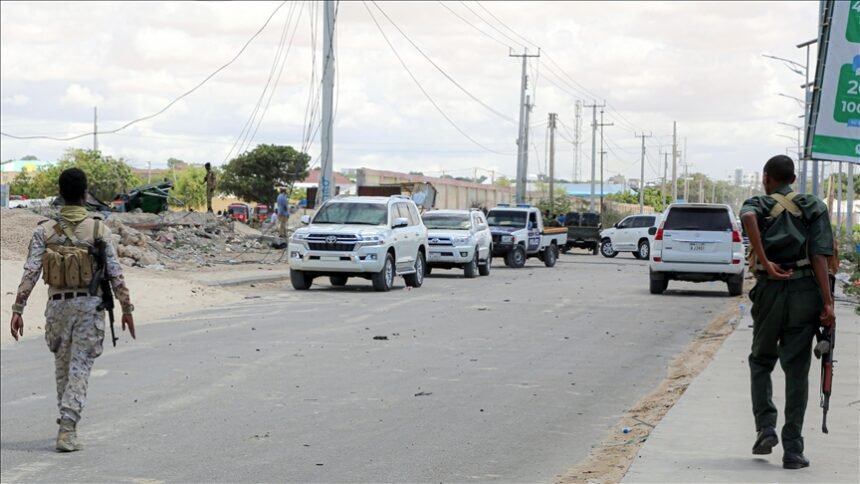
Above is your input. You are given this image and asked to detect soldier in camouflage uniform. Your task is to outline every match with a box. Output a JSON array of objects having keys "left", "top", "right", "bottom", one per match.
[
  {"left": 9, "top": 168, "right": 136, "bottom": 453},
  {"left": 740, "top": 155, "right": 835, "bottom": 470},
  {"left": 204, "top": 162, "right": 216, "bottom": 213}
]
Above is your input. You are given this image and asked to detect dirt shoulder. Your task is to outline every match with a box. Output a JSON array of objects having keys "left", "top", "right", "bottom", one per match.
[
  {"left": 0, "top": 259, "right": 247, "bottom": 347},
  {"left": 556, "top": 301, "right": 742, "bottom": 484}
]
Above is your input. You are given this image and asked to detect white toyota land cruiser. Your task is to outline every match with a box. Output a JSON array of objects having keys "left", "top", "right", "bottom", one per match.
[{"left": 288, "top": 196, "right": 428, "bottom": 292}]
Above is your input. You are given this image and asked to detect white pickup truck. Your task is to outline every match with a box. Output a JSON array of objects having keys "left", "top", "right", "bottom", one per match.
[{"left": 486, "top": 204, "right": 567, "bottom": 268}]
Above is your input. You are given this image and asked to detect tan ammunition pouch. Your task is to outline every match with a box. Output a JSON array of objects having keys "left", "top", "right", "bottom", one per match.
[{"left": 42, "top": 219, "right": 102, "bottom": 290}]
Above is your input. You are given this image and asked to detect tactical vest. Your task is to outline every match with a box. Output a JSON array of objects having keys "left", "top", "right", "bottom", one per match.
[{"left": 41, "top": 218, "right": 104, "bottom": 295}]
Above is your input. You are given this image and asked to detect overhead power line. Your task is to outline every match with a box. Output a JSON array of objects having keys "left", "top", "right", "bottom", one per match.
[
  {"left": 1, "top": 1, "right": 289, "bottom": 142},
  {"left": 362, "top": 1, "right": 512, "bottom": 156},
  {"left": 372, "top": 1, "right": 516, "bottom": 125}
]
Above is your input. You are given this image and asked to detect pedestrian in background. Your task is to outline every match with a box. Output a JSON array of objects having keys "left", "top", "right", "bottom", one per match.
[
  {"left": 277, "top": 187, "right": 289, "bottom": 239},
  {"left": 9, "top": 168, "right": 136, "bottom": 452},
  {"left": 740, "top": 155, "right": 834, "bottom": 470},
  {"left": 204, "top": 162, "right": 216, "bottom": 213}
]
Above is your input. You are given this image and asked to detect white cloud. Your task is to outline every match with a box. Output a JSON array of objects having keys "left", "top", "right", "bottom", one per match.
[
  {"left": 1, "top": 94, "right": 29, "bottom": 106},
  {"left": 60, "top": 84, "right": 104, "bottom": 108},
  {"left": 0, "top": 1, "right": 821, "bottom": 182}
]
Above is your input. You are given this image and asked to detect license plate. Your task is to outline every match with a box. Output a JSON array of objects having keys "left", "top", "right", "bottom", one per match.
[
  {"left": 320, "top": 256, "right": 340, "bottom": 262},
  {"left": 688, "top": 242, "right": 705, "bottom": 252},
  {"left": 429, "top": 253, "right": 441, "bottom": 260}
]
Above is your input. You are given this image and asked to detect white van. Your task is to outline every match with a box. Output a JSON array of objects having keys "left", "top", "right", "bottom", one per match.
[{"left": 649, "top": 204, "right": 745, "bottom": 296}]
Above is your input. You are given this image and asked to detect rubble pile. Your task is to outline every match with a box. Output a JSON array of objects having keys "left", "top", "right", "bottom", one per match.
[{"left": 1, "top": 208, "right": 281, "bottom": 269}]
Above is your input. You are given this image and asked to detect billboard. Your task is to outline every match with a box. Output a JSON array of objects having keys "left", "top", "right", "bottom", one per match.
[{"left": 807, "top": 0, "right": 860, "bottom": 164}]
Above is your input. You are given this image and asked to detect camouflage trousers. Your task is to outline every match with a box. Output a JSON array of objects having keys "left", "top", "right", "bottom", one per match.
[{"left": 44, "top": 297, "right": 105, "bottom": 423}]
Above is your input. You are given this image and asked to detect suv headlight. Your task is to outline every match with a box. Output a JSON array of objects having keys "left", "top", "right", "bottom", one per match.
[
  {"left": 358, "top": 234, "right": 385, "bottom": 247},
  {"left": 290, "top": 232, "right": 309, "bottom": 241},
  {"left": 501, "top": 235, "right": 513, "bottom": 243},
  {"left": 453, "top": 236, "right": 470, "bottom": 245}
]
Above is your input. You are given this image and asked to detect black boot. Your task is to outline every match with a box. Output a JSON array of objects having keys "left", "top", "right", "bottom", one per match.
[
  {"left": 752, "top": 426, "right": 778, "bottom": 455},
  {"left": 783, "top": 452, "right": 810, "bottom": 469}
]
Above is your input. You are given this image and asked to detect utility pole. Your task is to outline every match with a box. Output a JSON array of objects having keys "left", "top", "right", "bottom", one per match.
[
  {"left": 848, "top": 163, "right": 854, "bottom": 236},
  {"left": 548, "top": 113, "right": 557, "bottom": 214},
  {"left": 597, "top": 109, "right": 613, "bottom": 214},
  {"left": 317, "top": 0, "right": 336, "bottom": 207},
  {"left": 147, "top": 161, "right": 152, "bottom": 183},
  {"left": 798, "top": 38, "right": 816, "bottom": 195},
  {"left": 661, "top": 151, "right": 668, "bottom": 208},
  {"left": 93, "top": 106, "right": 98, "bottom": 152},
  {"left": 837, "top": 162, "right": 843, "bottom": 237},
  {"left": 573, "top": 101, "right": 582, "bottom": 182},
  {"left": 683, "top": 161, "right": 690, "bottom": 202},
  {"left": 522, "top": 94, "right": 532, "bottom": 202},
  {"left": 584, "top": 101, "right": 605, "bottom": 211},
  {"left": 511, "top": 48, "right": 540, "bottom": 205},
  {"left": 671, "top": 121, "right": 678, "bottom": 201},
  {"left": 711, "top": 180, "right": 717, "bottom": 204},
  {"left": 635, "top": 132, "right": 652, "bottom": 214},
  {"left": 698, "top": 177, "right": 704, "bottom": 203}
]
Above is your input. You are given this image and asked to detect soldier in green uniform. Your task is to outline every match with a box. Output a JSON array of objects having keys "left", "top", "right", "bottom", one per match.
[{"left": 740, "top": 155, "right": 835, "bottom": 469}]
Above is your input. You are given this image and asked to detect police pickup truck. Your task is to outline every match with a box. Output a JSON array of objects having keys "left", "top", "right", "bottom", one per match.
[{"left": 486, "top": 204, "right": 568, "bottom": 268}]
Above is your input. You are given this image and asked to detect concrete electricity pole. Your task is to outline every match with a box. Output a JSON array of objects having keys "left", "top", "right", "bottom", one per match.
[
  {"left": 584, "top": 101, "right": 605, "bottom": 211},
  {"left": 671, "top": 121, "right": 678, "bottom": 201},
  {"left": 573, "top": 101, "right": 582, "bottom": 182},
  {"left": 837, "top": 162, "right": 843, "bottom": 237},
  {"left": 317, "top": 0, "right": 336, "bottom": 207},
  {"left": 698, "top": 177, "right": 704, "bottom": 203},
  {"left": 522, "top": 94, "right": 532, "bottom": 202},
  {"left": 635, "top": 132, "right": 652, "bottom": 214},
  {"left": 848, "top": 163, "right": 855, "bottom": 235},
  {"left": 93, "top": 106, "right": 98, "bottom": 152},
  {"left": 548, "top": 113, "right": 557, "bottom": 214},
  {"left": 597, "top": 110, "right": 613, "bottom": 214},
  {"left": 511, "top": 48, "right": 540, "bottom": 205},
  {"left": 661, "top": 151, "right": 668, "bottom": 207}
]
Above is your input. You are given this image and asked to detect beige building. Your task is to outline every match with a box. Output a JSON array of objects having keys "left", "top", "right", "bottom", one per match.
[{"left": 356, "top": 168, "right": 513, "bottom": 210}]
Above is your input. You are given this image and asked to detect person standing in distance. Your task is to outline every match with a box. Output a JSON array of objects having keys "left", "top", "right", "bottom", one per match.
[
  {"left": 9, "top": 168, "right": 136, "bottom": 452},
  {"left": 277, "top": 187, "right": 289, "bottom": 239},
  {"left": 740, "top": 155, "right": 835, "bottom": 469},
  {"left": 204, "top": 162, "right": 216, "bottom": 213}
]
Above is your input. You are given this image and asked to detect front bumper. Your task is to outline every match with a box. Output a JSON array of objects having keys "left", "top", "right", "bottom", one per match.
[
  {"left": 287, "top": 242, "right": 386, "bottom": 273},
  {"left": 427, "top": 245, "right": 475, "bottom": 264}
]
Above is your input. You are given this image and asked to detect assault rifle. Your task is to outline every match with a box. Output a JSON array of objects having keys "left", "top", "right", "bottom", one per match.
[
  {"left": 813, "top": 274, "right": 836, "bottom": 434},
  {"left": 89, "top": 239, "right": 118, "bottom": 347}
]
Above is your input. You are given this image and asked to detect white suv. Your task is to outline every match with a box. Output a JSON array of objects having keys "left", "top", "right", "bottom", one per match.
[
  {"left": 288, "top": 196, "right": 428, "bottom": 291},
  {"left": 600, "top": 214, "right": 661, "bottom": 259},
  {"left": 422, "top": 209, "right": 492, "bottom": 278},
  {"left": 649, "top": 204, "right": 745, "bottom": 296}
]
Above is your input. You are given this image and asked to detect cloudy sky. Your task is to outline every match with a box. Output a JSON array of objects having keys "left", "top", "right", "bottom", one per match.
[{"left": 1, "top": 1, "right": 817, "bottom": 182}]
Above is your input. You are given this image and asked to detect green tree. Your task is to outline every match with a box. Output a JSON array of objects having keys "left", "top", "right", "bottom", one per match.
[
  {"left": 219, "top": 144, "right": 310, "bottom": 208},
  {"left": 9, "top": 171, "right": 37, "bottom": 198},
  {"left": 27, "top": 149, "right": 139, "bottom": 202},
  {"left": 167, "top": 157, "right": 185, "bottom": 169},
  {"left": 170, "top": 165, "right": 210, "bottom": 209},
  {"left": 21, "top": 154, "right": 38, "bottom": 161},
  {"left": 494, "top": 176, "right": 513, "bottom": 188}
]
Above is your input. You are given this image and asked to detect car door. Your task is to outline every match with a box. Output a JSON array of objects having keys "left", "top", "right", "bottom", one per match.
[
  {"left": 406, "top": 202, "right": 425, "bottom": 258},
  {"left": 473, "top": 212, "right": 490, "bottom": 260},
  {"left": 390, "top": 203, "right": 412, "bottom": 268},
  {"left": 633, "top": 216, "right": 656, "bottom": 242},
  {"left": 613, "top": 216, "right": 636, "bottom": 251}
]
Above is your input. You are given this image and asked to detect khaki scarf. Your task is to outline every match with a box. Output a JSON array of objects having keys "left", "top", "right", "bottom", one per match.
[{"left": 60, "top": 206, "right": 89, "bottom": 224}]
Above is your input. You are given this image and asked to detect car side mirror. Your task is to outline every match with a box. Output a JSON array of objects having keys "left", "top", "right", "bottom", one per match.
[
  {"left": 614, "top": 222, "right": 619, "bottom": 228},
  {"left": 477, "top": 224, "right": 487, "bottom": 231},
  {"left": 648, "top": 227, "right": 657, "bottom": 236},
  {"left": 393, "top": 217, "right": 409, "bottom": 229},
  {"left": 300, "top": 215, "right": 310, "bottom": 225}
]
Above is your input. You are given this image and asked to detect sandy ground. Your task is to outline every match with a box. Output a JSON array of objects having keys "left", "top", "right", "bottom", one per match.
[
  {"left": 557, "top": 303, "right": 741, "bottom": 484},
  {"left": 0, "top": 258, "right": 245, "bottom": 347}
]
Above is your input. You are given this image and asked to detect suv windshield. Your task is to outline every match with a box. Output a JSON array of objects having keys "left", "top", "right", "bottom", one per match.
[
  {"left": 487, "top": 210, "right": 527, "bottom": 228},
  {"left": 664, "top": 207, "right": 732, "bottom": 231},
  {"left": 423, "top": 214, "right": 471, "bottom": 230},
  {"left": 314, "top": 202, "right": 388, "bottom": 225}
]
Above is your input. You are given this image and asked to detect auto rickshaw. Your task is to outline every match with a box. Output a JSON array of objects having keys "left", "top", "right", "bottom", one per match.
[
  {"left": 228, "top": 202, "right": 251, "bottom": 223},
  {"left": 252, "top": 204, "right": 270, "bottom": 223}
]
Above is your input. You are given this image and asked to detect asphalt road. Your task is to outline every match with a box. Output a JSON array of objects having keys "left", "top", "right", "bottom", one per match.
[{"left": 1, "top": 253, "right": 738, "bottom": 483}]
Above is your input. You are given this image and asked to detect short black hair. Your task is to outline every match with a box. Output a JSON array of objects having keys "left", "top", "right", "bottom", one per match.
[
  {"left": 205, "top": 162, "right": 211, "bottom": 170},
  {"left": 58, "top": 168, "right": 88, "bottom": 202},
  {"left": 763, "top": 155, "right": 795, "bottom": 183}
]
